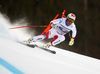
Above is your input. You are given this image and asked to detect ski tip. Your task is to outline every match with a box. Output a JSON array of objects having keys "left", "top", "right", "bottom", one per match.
[
  {"left": 27, "top": 44, "right": 36, "bottom": 48},
  {"left": 52, "top": 51, "right": 56, "bottom": 54}
]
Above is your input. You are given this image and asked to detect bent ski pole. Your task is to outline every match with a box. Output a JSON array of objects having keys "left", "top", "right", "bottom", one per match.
[
  {"left": 41, "top": 10, "right": 66, "bottom": 35},
  {"left": 41, "top": 14, "right": 59, "bottom": 35}
]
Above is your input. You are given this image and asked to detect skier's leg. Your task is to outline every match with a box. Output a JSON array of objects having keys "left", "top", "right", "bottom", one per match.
[
  {"left": 43, "top": 35, "right": 59, "bottom": 48},
  {"left": 51, "top": 34, "right": 65, "bottom": 46},
  {"left": 43, "top": 35, "right": 65, "bottom": 48},
  {"left": 33, "top": 35, "right": 46, "bottom": 42},
  {"left": 24, "top": 35, "right": 46, "bottom": 43},
  {"left": 23, "top": 35, "right": 45, "bottom": 43},
  {"left": 44, "top": 28, "right": 57, "bottom": 39},
  {"left": 33, "top": 28, "right": 56, "bottom": 42},
  {"left": 42, "top": 28, "right": 58, "bottom": 48},
  {"left": 24, "top": 28, "right": 54, "bottom": 43}
]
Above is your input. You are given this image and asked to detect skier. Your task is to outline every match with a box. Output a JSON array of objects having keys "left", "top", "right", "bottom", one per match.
[{"left": 24, "top": 13, "right": 77, "bottom": 48}]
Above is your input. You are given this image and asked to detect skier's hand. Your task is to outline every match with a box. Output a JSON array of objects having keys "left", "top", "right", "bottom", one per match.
[
  {"left": 51, "top": 24, "right": 57, "bottom": 29},
  {"left": 69, "top": 38, "right": 74, "bottom": 46}
]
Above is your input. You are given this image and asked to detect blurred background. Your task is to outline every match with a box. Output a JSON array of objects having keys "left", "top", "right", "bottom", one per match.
[{"left": 0, "top": 0, "right": 100, "bottom": 59}]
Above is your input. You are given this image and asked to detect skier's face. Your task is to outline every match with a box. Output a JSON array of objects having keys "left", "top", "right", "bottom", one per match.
[
  {"left": 66, "top": 18, "right": 74, "bottom": 25},
  {"left": 66, "top": 20, "right": 73, "bottom": 25}
]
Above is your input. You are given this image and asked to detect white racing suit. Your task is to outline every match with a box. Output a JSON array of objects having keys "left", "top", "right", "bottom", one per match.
[{"left": 33, "top": 18, "right": 77, "bottom": 46}]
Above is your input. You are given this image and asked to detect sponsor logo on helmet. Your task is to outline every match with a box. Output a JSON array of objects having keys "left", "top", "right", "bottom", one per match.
[{"left": 71, "top": 14, "right": 75, "bottom": 17}]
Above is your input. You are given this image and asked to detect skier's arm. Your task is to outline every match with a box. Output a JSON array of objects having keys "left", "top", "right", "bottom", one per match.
[
  {"left": 50, "top": 18, "right": 63, "bottom": 29},
  {"left": 50, "top": 18, "right": 61, "bottom": 24},
  {"left": 72, "top": 28, "right": 77, "bottom": 39},
  {"left": 69, "top": 25, "right": 77, "bottom": 46}
]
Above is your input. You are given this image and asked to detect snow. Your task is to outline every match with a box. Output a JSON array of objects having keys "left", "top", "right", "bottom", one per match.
[{"left": 0, "top": 13, "right": 100, "bottom": 74}]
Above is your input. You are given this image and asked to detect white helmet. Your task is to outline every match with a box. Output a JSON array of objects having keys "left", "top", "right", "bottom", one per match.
[{"left": 67, "top": 13, "right": 76, "bottom": 21}]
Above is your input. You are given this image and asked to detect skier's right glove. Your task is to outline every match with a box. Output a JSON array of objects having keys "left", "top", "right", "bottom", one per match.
[{"left": 51, "top": 24, "right": 57, "bottom": 29}]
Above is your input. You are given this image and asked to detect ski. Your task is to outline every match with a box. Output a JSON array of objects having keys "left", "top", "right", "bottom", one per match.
[
  {"left": 34, "top": 44, "right": 56, "bottom": 54},
  {"left": 17, "top": 41, "right": 56, "bottom": 54}
]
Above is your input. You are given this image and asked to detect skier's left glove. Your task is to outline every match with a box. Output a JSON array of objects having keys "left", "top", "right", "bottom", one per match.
[
  {"left": 51, "top": 24, "right": 57, "bottom": 29},
  {"left": 69, "top": 38, "right": 74, "bottom": 46}
]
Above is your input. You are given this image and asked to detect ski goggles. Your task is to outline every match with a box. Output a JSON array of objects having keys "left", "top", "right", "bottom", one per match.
[{"left": 67, "top": 18, "right": 74, "bottom": 23}]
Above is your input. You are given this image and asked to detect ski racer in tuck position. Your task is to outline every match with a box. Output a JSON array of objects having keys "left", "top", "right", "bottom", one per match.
[{"left": 25, "top": 13, "right": 77, "bottom": 48}]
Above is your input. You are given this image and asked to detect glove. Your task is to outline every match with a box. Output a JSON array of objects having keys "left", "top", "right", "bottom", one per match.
[
  {"left": 51, "top": 24, "right": 57, "bottom": 29},
  {"left": 69, "top": 38, "right": 74, "bottom": 46}
]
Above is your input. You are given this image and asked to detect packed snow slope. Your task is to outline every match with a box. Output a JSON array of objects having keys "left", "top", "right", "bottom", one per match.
[{"left": 0, "top": 13, "right": 100, "bottom": 74}]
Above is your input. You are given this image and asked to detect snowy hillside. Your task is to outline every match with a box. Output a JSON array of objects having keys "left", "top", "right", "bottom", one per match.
[
  {"left": 1, "top": 37, "right": 100, "bottom": 74},
  {"left": 0, "top": 13, "right": 100, "bottom": 74}
]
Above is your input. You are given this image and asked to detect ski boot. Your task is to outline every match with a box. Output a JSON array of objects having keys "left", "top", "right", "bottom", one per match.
[
  {"left": 23, "top": 38, "right": 33, "bottom": 44},
  {"left": 42, "top": 42, "right": 52, "bottom": 48}
]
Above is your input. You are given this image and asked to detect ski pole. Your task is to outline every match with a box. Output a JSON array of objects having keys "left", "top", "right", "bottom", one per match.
[
  {"left": 61, "top": 10, "right": 66, "bottom": 18},
  {"left": 9, "top": 25, "right": 47, "bottom": 29},
  {"left": 69, "top": 33, "right": 71, "bottom": 39}
]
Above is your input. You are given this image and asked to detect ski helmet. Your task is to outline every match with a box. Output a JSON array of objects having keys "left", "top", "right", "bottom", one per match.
[{"left": 67, "top": 13, "right": 76, "bottom": 22}]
